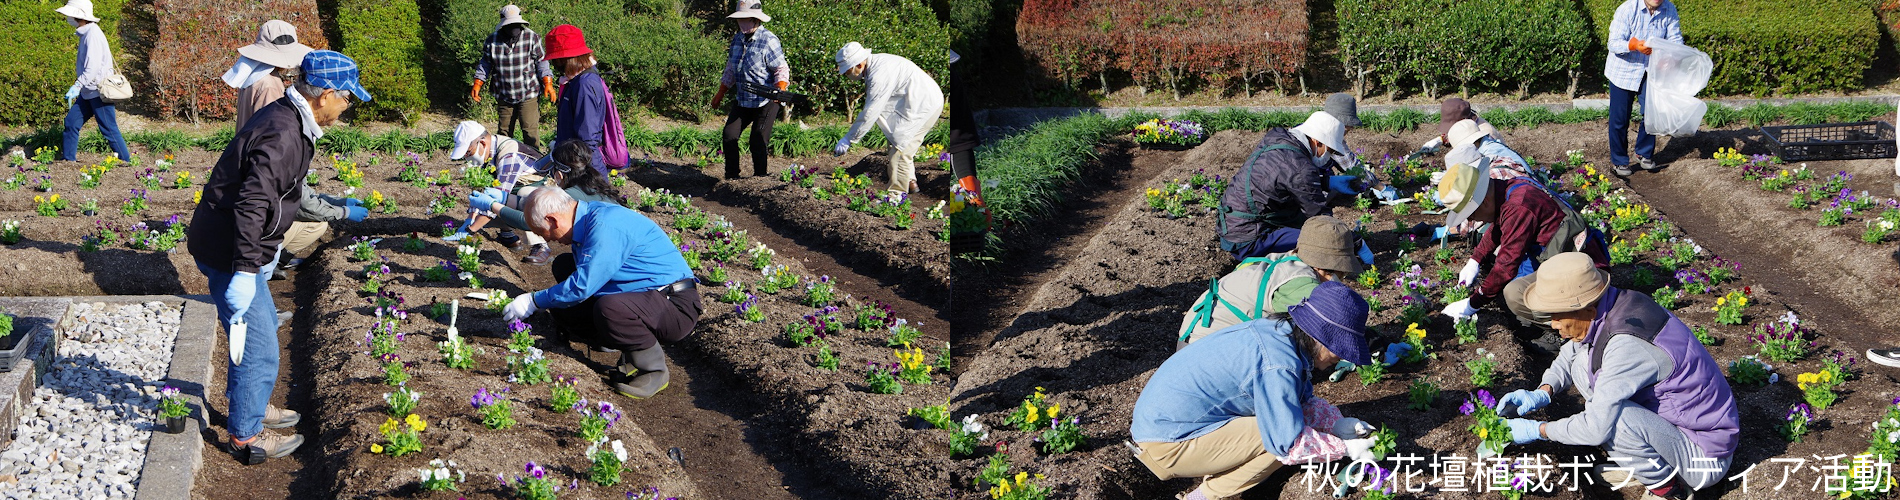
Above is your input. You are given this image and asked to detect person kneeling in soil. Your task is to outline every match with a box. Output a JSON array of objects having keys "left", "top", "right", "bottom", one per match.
[
  {"left": 446, "top": 120, "right": 543, "bottom": 251},
  {"left": 1217, "top": 111, "right": 1367, "bottom": 261},
  {"left": 1132, "top": 281, "right": 1380, "bottom": 500},
  {"left": 1178, "top": 215, "right": 1368, "bottom": 348},
  {"left": 1435, "top": 158, "right": 1610, "bottom": 351},
  {"left": 1426, "top": 119, "right": 1555, "bottom": 241},
  {"left": 1491, "top": 252, "right": 1737, "bottom": 500},
  {"left": 187, "top": 50, "right": 370, "bottom": 464},
  {"left": 471, "top": 139, "right": 621, "bottom": 265},
  {"left": 503, "top": 187, "right": 700, "bottom": 398}
]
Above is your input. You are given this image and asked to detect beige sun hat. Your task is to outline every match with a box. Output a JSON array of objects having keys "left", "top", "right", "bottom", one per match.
[
  {"left": 55, "top": 0, "right": 99, "bottom": 22},
  {"left": 497, "top": 5, "right": 529, "bottom": 31},
  {"left": 1296, "top": 215, "right": 1364, "bottom": 274},
  {"left": 1436, "top": 160, "right": 1491, "bottom": 228},
  {"left": 238, "top": 20, "right": 314, "bottom": 69},
  {"left": 728, "top": 0, "right": 771, "bottom": 22},
  {"left": 1522, "top": 252, "right": 1611, "bottom": 313},
  {"left": 1445, "top": 119, "right": 1489, "bottom": 148}
]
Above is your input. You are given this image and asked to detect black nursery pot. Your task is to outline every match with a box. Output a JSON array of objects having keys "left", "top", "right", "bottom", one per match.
[
  {"left": 164, "top": 415, "right": 185, "bottom": 434},
  {"left": 82, "top": 209, "right": 96, "bottom": 216}
]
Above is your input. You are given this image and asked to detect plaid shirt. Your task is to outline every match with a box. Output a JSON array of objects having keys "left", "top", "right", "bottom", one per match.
[
  {"left": 1603, "top": 0, "right": 1682, "bottom": 92},
  {"left": 475, "top": 27, "right": 554, "bottom": 105},
  {"left": 719, "top": 29, "right": 790, "bottom": 109}
]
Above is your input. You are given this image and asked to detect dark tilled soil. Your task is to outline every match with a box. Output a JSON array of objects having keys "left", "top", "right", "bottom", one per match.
[{"left": 954, "top": 118, "right": 1900, "bottom": 499}]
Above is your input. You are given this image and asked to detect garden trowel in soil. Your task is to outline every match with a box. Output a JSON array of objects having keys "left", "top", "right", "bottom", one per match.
[
  {"left": 445, "top": 299, "right": 460, "bottom": 341},
  {"left": 228, "top": 319, "right": 246, "bottom": 365},
  {"left": 741, "top": 82, "right": 812, "bottom": 108}
]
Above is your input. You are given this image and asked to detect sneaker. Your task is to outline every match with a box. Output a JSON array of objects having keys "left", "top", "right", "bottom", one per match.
[
  {"left": 279, "top": 257, "right": 304, "bottom": 271},
  {"left": 1637, "top": 156, "right": 1660, "bottom": 171},
  {"left": 1612, "top": 164, "right": 1635, "bottom": 177},
  {"left": 495, "top": 231, "right": 523, "bottom": 250},
  {"left": 270, "top": 268, "right": 288, "bottom": 281},
  {"left": 262, "top": 404, "right": 300, "bottom": 429},
  {"left": 1867, "top": 347, "right": 1900, "bottom": 368},
  {"left": 231, "top": 429, "right": 304, "bottom": 465},
  {"left": 525, "top": 244, "right": 552, "bottom": 265}
]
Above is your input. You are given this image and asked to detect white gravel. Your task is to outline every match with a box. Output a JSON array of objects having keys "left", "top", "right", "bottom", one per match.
[{"left": 0, "top": 301, "right": 181, "bottom": 499}]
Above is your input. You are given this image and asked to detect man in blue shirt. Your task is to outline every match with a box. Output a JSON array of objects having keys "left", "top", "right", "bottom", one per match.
[
  {"left": 503, "top": 188, "right": 700, "bottom": 399},
  {"left": 1604, "top": 0, "right": 1682, "bottom": 177},
  {"left": 1131, "top": 281, "right": 1373, "bottom": 500}
]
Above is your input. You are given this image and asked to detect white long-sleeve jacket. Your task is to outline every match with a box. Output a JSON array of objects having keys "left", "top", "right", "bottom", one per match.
[{"left": 844, "top": 53, "right": 944, "bottom": 154}]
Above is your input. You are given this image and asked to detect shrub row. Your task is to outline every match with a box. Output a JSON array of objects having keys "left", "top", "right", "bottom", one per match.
[
  {"left": 0, "top": 0, "right": 127, "bottom": 126},
  {"left": 336, "top": 0, "right": 430, "bottom": 124},
  {"left": 1017, "top": 0, "right": 1307, "bottom": 98},
  {"left": 1584, "top": 0, "right": 1881, "bottom": 95},
  {"left": 1338, "top": 0, "right": 1592, "bottom": 101},
  {"left": 144, "top": 0, "right": 328, "bottom": 122}
]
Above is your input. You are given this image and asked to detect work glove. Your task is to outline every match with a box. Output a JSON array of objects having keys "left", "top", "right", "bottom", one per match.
[
  {"left": 1496, "top": 389, "right": 1552, "bottom": 418},
  {"left": 1441, "top": 298, "right": 1478, "bottom": 320},
  {"left": 442, "top": 230, "right": 470, "bottom": 242},
  {"left": 469, "top": 190, "right": 497, "bottom": 210},
  {"left": 831, "top": 138, "right": 850, "bottom": 157},
  {"left": 540, "top": 77, "right": 557, "bottom": 102},
  {"left": 482, "top": 187, "right": 507, "bottom": 206},
  {"left": 1357, "top": 241, "right": 1375, "bottom": 266},
  {"left": 64, "top": 83, "right": 80, "bottom": 103},
  {"left": 1458, "top": 259, "right": 1481, "bottom": 286},
  {"left": 776, "top": 80, "right": 790, "bottom": 91},
  {"left": 470, "top": 79, "right": 485, "bottom": 103},
  {"left": 223, "top": 271, "right": 259, "bottom": 364},
  {"left": 1419, "top": 136, "right": 1445, "bottom": 155},
  {"left": 344, "top": 205, "right": 368, "bottom": 222},
  {"left": 502, "top": 292, "right": 538, "bottom": 321},
  {"left": 1430, "top": 170, "right": 1446, "bottom": 186},
  {"left": 1371, "top": 185, "right": 1403, "bottom": 205},
  {"left": 343, "top": 197, "right": 363, "bottom": 208},
  {"left": 1328, "top": 175, "right": 1362, "bottom": 196},
  {"left": 1627, "top": 38, "right": 1651, "bottom": 55},
  {"left": 1429, "top": 225, "right": 1451, "bottom": 242},
  {"left": 1505, "top": 418, "right": 1544, "bottom": 444},
  {"left": 1383, "top": 343, "right": 1414, "bottom": 365},
  {"left": 710, "top": 84, "right": 729, "bottom": 108}
]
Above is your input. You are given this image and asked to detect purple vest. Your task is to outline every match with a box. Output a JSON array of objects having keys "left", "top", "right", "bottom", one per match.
[{"left": 1585, "top": 287, "right": 1740, "bottom": 459}]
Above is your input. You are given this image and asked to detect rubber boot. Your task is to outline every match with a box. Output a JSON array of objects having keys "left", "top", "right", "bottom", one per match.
[{"left": 614, "top": 345, "right": 669, "bottom": 399}]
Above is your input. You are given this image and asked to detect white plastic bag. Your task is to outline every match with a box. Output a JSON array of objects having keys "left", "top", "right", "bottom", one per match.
[{"left": 1642, "top": 39, "right": 1714, "bottom": 137}]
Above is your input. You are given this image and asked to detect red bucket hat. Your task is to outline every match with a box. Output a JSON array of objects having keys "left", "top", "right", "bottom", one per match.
[{"left": 544, "top": 24, "right": 592, "bottom": 61}]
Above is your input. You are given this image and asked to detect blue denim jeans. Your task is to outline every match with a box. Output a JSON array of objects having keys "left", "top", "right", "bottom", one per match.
[
  {"left": 61, "top": 96, "right": 132, "bottom": 162},
  {"left": 1229, "top": 227, "right": 1302, "bottom": 262},
  {"left": 197, "top": 249, "right": 281, "bottom": 440},
  {"left": 1607, "top": 78, "right": 1654, "bottom": 168}
]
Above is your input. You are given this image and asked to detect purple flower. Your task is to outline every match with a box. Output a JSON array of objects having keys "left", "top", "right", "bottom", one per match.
[
  {"left": 525, "top": 461, "right": 546, "bottom": 479},
  {"left": 471, "top": 388, "right": 498, "bottom": 408},
  {"left": 1476, "top": 390, "right": 1496, "bottom": 409},
  {"left": 1459, "top": 399, "right": 1476, "bottom": 416}
]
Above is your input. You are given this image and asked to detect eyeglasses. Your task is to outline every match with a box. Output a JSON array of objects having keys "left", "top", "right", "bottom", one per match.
[{"left": 328, "top": 89, "right": 353, "bottom": 105}]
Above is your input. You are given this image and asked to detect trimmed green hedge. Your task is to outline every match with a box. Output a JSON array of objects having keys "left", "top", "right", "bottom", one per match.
[
  {"left": 337, "top": 0, "right": 430, "bottom": 123},
  {"left": 1338, "top": 0, "right": 1591, "bottom": 99},
  {"left": 1584, "top": 0, "right": 1881, "bottom": 95},
  {"left": 0, "top": 0, "right": 127, "bottom": 126},
  {"left": 767, "top": 0, "right": 951, "bottom": 116}
]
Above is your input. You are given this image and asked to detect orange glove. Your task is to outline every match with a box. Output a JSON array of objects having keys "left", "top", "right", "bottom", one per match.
[
  {"left": 775, "top": 81, "right": 789, "bottom": 91},
  {"left": 710, "top": 84, "right": 730, "bottom": 108},
  {"left": 470, "top": 80, "right": 485, "bottom": 103},
  {"left": 1627, "top": 38, "right": 1651, "bottom": 55},
  {"left": 541, "top": 77, "right": 557, "bottom": 101}
]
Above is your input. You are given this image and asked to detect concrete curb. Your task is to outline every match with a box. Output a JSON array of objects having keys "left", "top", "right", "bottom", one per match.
[
  {"left": 974, "top": 94, "right": 1900, "bottom": 131},
  {"left": 0, "top": 297, "right": 71, "bottom": 457}
]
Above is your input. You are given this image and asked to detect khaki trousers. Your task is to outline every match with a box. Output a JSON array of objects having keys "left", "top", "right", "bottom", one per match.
[
  {"left": 1502, "top": 274, "right": 1550, "bottom": 328},
  {"left": 887, "top": 146, "right": 917, "bottom": 192},
  {"left": 497, "top": 100, "right": 542, "bottom": 151},
  {"left": 1136, "top": 417, "right": 1284, "bottom": 500},
  {"left": 281, "top": 221, "right": 329, "bottom": 259}
]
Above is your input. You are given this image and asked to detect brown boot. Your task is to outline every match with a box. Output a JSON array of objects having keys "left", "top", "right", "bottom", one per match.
[{"left": 231, "top": 429, "right": 304, "bottom": 465}]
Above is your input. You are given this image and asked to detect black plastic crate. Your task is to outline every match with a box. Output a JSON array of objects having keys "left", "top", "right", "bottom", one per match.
[{"left": 1761, "top": 121, "right": 1896, "bottom": 162}]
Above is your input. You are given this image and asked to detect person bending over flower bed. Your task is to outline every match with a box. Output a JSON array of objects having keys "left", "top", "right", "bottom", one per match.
[
  {"left": 1490, "top": 253, "right": 1736, "bottom": 500},
  {"left": 1216, "top": 111, "right": 1367, "bottom": 261},
  {"left": 504, "top": 187, "right": 699, "bottom": 398},
  {"left": 445, "top": 120, "right": 543, "bottom": 249},
  {"left": 1178, "top": 216, "right": 1369, "bottom": 349},
  {"left": 831, "top": 42, "right": 943, "bottom": 193},
  {"left": 472, "top": 139, "right": 619, "bottom": 265},
  {"left": 1132, "top": 282, "right": 1380, "bottom": 500}
]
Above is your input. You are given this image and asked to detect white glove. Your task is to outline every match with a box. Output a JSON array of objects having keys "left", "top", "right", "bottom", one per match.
[
  {"left": 1331, "top": 417, "right": 1373, "bottom": 439},
  {"left": 1457, "top": 259, "right": 1480, "bottom": 286},
  {"left": 1342, "top": 437, "right": 1378, "bottom": 464},
  {"left": 502, "top": 292, "right": 538, "bottom": 321},
  {"left": 831, "top": 139, "right": 850, "bottom": 157},
  {"left": 1430, "top": 170, "right": 1446, "bottom": 186},
  {"left": 1442, "top": 298, "right": 1478, "bottom": 320},
  {"left": 1421, "top": 136, "right": 1444, "bottom": 154}
]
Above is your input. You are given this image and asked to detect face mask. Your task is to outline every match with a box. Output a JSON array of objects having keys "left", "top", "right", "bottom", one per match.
[
  {"left": 66, "top": 17, "right": 79, "bottom": 28},
  {"left": 1312, "top": 152, "right": 1330, "bottom": 168}
]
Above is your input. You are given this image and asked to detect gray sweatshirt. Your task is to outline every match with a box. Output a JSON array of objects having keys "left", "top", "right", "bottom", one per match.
[{"left": 1538, "top": 334, "right": 1676, "bottom": 446}]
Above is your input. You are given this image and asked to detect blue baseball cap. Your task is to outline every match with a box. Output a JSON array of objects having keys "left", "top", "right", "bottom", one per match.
[{"left": 300, "top": 50, "right": 372, "bottom": 102}]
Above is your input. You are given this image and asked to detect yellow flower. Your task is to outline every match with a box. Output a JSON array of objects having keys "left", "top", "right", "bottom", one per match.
[
  {"left": 406, "top": 413, "right": 426, "bottom": 432},
  {"left": 1716, "top": 297, "right": 1726, "bottom": 306},
  {"left": 33, "top": 196, "right": 43, "bottom": 204},
  {"left": 379, "top": 417, "right": 398, "bottom": 435},
  {"left": 370, "top": 443, "right": 383, "bottom": 454},
  {"left": 49, "top": 194, "right": 59, "bottom": 203},
  {"left": 193, "top": 189, "right": 203, "bottom": 204},
  {"left": 370, "top": 190, "right": 384, "bottom": 204},
  {"left": 1478, "top": 428, "right": 1489, "bottom": 440},
  {"left": 1585, "top": 165, "right": 1597, "bottom": 176},
  {"left": 1014, "top": 471, "right": 1028, "bottom": 486},
  {"left": 1047, "top": 404, "right": 1060, "bottom": 422},
  {"left": 1024, "top": 401, "right": 1040, "bottom": 425}
]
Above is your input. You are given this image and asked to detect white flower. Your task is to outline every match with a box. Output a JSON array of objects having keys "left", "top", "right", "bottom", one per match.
[
  {"left": 1888, "top": 431, "right": 1898, "bottom": 444},
  {"left": 612, "top": 439, "right": 628, "bottom": 462},
  {"left": 457, "top": 245, "right": 477, "bottom": 256},
  {"left": 457, "top": 272, "right": 474, "bottom": 282},
  {"left": 961, "top": 414, "right": 986, "bottom": 435},
  {"left": 1780, "top": 311, "right": 1799, "bottom": 326}
]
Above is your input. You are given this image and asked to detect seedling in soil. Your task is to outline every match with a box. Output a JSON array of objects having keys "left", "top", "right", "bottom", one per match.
[
  {"left": 438, "top": 333, "right": 476, "bottom": 370},
  {"left": 350, "top": 236, "right": 376, "bottom": 261},
  {"left": 76, "top": 166, "right": 102, "bottom": 189},
  {"left": 855, "top": 301, "right": 896, "bottom": 330},
  {"left": 0, "top": 220, "right": 20, "bottom": 244},
  {"left": 373, "top": 414, "right": 426, "bottom": 457},
  {"left": 1398, "top": 234, "right": 1418, "bottom": 254},
  {"left": 865, "top": 362, "right": 903, "bottom": 394},
  {"left": 1459, "top": 390, "right": 1511, "bottom": 456},
  {"left": 1782, "top": 403, "right": 1813, "bottom": 442},
  {"left": 747, "top": 242, "right": 776, "bottom": 269},
  {"left": 934, "top": 343, "right": 952, "bottom": 371},
  {"left": 425, "top": 300, "right": 450, "bottom": 320},
  {"left": 1357, "top": 360, "right": 1387, "bottom": 386},
  {"left": 803, "top": 275, "right": 836, "bottom": 306},
  {"left": 679, "top": 241, "right": 703, "bottom": 270},
  {"left": 417, "top": 458, "right": 464, "bottom": 492},
  {"left": 1400, "top": 323, "right": 1431, "bottom": 364},
  {"left": 1434, "top": 266, "right": 1455, "bottom": 285},
  {"left": 421, "top": 261, "right": 457, "bottom": 282},
  {"left": 1865, "top": 220, "right": 1894, "bottom": 244},
  {"left": 1632, "top": 268, "right": 1655, "bottom": 288},
  {"left": 403, "top": 233, "right": 426, "bottom": 253},
  {"left": 1651, "top": 286, "right": 1678, "bottom": 309},
  {"left": 1693, "top": 326, "right": 1716, "bottom": 346},
  {"left": 1355, "top": 266, "right": 1381, "bottom": 289},
  {"left": 813, "top": 341, "right": 838, "bottom": 370},
  {"left": 1356, "top": 213, "right": 1375, "bottom": 234},
  {"left": 1711, "top": 290, "right": 1748, "bottom": 325},
  {"left": 1466, "top": 353, "right": 1498, "bottom": 388},
  {"left": 428, "top": 190, "right": 457, "bottom": 216},
  {"left": 137, "top": 168, "right": 163, "bottom": 191},
  {"left": 34, "top": 176, "right": 51, "bottom": 192},
  {"left": 1365, "top": 291, "right": 1384, "bottom": 312},
  {"left": 459, "top": 164, "right": 495, "bottom": 190},
  {"left": 577, "top": 400, "right": 622, "bottom": 444},
  {"left": 1442, "top": 285, "right": 1470, "bottom": 304},
  {"left": 1040, "top": 416, "right": 1086, "bottom": 454},
  {"left": 672, "top": 209, "right": 709, "bottom": 231},
  {"left": 1608, "top": 240, "right": 1635, "bottom": 265},
  {"left": 757, "top": 265, "right": 797, "bottom": 294},
  {"left": 1370, "top": 425, "right": 1397, "bottom": 459},
  {"left": 455, "top": 244, "right": 482, "bottom": 273},
  {"left": 507, "top": 347, "right": 551, "bottom": 385},
  {"left": 305, "top": 170, "right": 321, "bottom": 187},
  {"left": 384, "top": 386, "right": 420, "bottom": 417},
  {"left": 1406, "top": 380, "right": 1439, "bottom": 411},
  {"left": 362, "top": 263, "right": 391, "bottom": 295},
  {"left": 704, "top": 262, "right": 729, "bottom": 283},
  {"left": 509, "top": 462, "right": 555, "bottom": 500},
  {"left": 548, "top": 376, "right": 581, "bottom": 413},
  {"left": 368, "top": 328, "right": 399, "bottom": 357},
  {"left": 975, "top": 452, "right": 1010, "bottom": 489},
  {"left": 784, "top": 320, "right": 818, "bottom": 347},
  {"left": 1789, "top": 186, "right": 1816, "bottom": 210},
  {"left": 1674, "top": 269, "right": 1713, "bottom": 295},
  {"left": 895, "top": 344, "right": 933, "bottom": 385},
  {"left": 1798, "top": 371, "right": 1838, "bottom": 411},
  {"left": 472, "top": 387, "right": 514, "bottom": 429},
  {"left": 1396, "top": 297, "right": 1429, "bottom": 329},
  {"left": 1753, "top": 316, "right": 1811, "bottom": 362},
  {"left": 484, "top": 289, "right": 512, "bottom": 312},
  {"left": 1820, "top": 205, "right": 1847, "bottom": 227},
  {"left": 119, "top": 189, "right": 147, "bottom": 216},
  {"left": 886, "top": 320, "right": 921, "bottom": 347},
  {"left": 948, "top": 415, "right": 986, "bottom": 457},
  {"left": 1433, "top": 247, "right": 1456, "bottom": 265},
  {"left": 1657, "top": 238, "right": 1700, "bottom": 271},
  {"left": 717, "top": 281, "right": 746, "bottom": 303},
  {"left": 586, "top": 439, "right": 628, "bottom": 486},
  {"left": 380, "top": 354, "right": 410, "bottom": 385},
  {"left": 367, "top": 190, "right": 397, "bottom": 214},
  {"left": 737, "top": 295, "right": 765, "bottom": 324},
  {"left": 909, "top": 403, "right": 953, "bottom": 430},
  {"left": 1727, "top": 357, "right": 1771, "bottom": 387},
  {"left": 1454, "top": 318, "right": 1479, "bottom": 345},
  {"left": 1391, "top": 202, "right": 1414, "bottom": 216}
]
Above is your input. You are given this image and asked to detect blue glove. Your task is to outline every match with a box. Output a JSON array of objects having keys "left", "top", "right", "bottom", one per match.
[
  {"left": 1505, "top": 418, "right": 1544, "bottom": 444},
  {"left": 1431, "top": 225, "right": 1450, "bottom": 242},
  {"left": 1383, "top": 343, "right": 1414, "bottom": 365},
  {"left": 468, "top": 191, "right": 496, "bottom": 210},
  {"left": 64, "top": 84, "right": 80, "bottom": 102},
  {"left": 342, "top": 197, "right": 363, "bottom": 208},
  {"left": 1328, "top": 175, "right": 1362, "bottom": 196},
  {"left": 344, "top": 205, "right": 368, "bottom": 222},
  {"left": 1496, "top": 389, "right": 1552, "bottom": 418},
  {"left": 482, "top": 187, "right": 507, "bottom": 206},
  {"left": 224, "top": 271, "right": 258, "bottom": 321},
  {"left": 1357, "top": 241, "right": 1374, "bottom": 266}
]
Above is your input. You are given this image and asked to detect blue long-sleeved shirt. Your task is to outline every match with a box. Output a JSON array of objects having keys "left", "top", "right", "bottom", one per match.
[
  {"left": 73, "top": 23, "right": 114, "bottom": 100},
  {"left": 1130, "top": 318, "right": 1314, "bottom": 457},
  {"left": 530, "top": 201, "right": 693, "bottom": 309},
  {"left": 1604, "top": 0, "right": 1683, "bottom": 92},
  {"left": 554, "top": 69, "right": 608, "bottom": 174}
]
